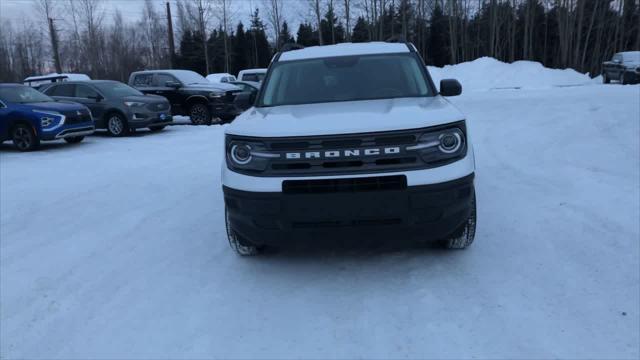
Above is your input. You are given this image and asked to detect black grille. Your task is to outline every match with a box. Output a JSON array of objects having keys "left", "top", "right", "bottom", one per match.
[
  {"left": 147, "top": 102, "right": 170, "bottom": 111},
  {"left": 225, "top": 90, "right": 240, "bottom": 102},
  {"left": 229, "top": 121, "right": 467, "bottom": 177},
  {"left": 64, "top": 112, "right": 92, "bottom": 125},
  {"left": 283, "top": 175, "right": 407, "bottom": 194}
]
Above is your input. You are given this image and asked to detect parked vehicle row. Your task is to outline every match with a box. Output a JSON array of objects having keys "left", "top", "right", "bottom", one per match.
[{"left": 207, "top": 69, "right": 267, "bottom": 84}]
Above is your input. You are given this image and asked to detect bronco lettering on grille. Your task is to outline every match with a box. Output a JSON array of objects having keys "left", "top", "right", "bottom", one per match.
[{"left": 285, "top": 147, "right": 401, "bottom": 160}]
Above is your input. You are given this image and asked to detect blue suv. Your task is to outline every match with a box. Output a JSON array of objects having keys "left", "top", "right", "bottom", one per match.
[{"left": 0, "top": 84, "right": 95, "bottom": 151}]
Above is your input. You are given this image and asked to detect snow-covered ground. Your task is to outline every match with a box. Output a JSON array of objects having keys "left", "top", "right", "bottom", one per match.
[
  {"left": 429, "top": 57, "right": 600, "bottom": 91},
  {"left": 1, "top": 83, "right": 639, "bottom": 358}
]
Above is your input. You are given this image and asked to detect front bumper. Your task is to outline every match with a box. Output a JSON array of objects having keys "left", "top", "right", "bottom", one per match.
[
  {"left": 224, "top": 173, "right": 475, "bottom": 246},
  {"left": 41, "top": 125, "right": 95, "bottom": 140},
  {"left": 129, "top": 112, "right": 173, "bottom": 128},
  {"left": 209, "top": 102, "right": 242, "bottom": 118}
]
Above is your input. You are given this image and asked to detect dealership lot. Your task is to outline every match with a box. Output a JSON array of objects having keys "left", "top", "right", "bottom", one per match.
[{"left": 1, "top": 85, "right": 639, "bottom": 358}]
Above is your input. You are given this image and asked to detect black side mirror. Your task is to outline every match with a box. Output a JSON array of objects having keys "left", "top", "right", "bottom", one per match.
[
  {"left": 234, "top": 92, "right": 253, "bottom": 109},
  {"left": 165, "top": 81, "right": 181, "bottom": 88},
  {"left": 440, "top": 79, "right": 462, "bottom": 97}
]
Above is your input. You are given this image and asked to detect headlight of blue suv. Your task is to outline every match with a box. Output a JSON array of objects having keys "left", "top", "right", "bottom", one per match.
[
  {"left": 33, "top": 110, "right": 65, "bottom": 130},
  {"left": 209, "top": 91, "right": 224, "bottom": 98},
  {"left": 124, "top": 101, "right": 146, "bottom": 107},
  {"left": 226, "top": 139, "right": 279, "bottom": 172},
  {"left": 407, "top": 126, "right": 466, "bottom": 164}
]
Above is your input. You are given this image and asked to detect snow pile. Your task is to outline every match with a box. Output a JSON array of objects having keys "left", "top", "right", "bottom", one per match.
[{"left": 428, "top": 57, "right": 598, "bottom": 91}]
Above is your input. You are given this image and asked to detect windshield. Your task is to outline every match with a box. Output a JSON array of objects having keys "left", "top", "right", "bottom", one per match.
[
  {"left": 0, "top": 86, "right": 54, "bottom": 103},
  {"left": 259, "top": 53, "right": 433, "bottom": 107},
  {"left": 173, "top": 70, "right": 209, "bottom": 85},
  {"left": 93, "top": 82, "right": 144, "bottom": 97}
]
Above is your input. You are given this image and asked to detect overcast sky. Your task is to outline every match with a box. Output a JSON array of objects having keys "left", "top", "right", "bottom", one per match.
[{"left": 0, "top": 0, "right": 310, "bottom": 36}]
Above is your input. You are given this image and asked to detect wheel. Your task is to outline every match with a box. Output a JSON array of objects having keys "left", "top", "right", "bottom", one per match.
[
  {"left": 149, "top": 125, "right": 166, "bottom": 132},
  {"left": 225, "top": 207, "right": 261, "bottom": 256},
  {"left": 64, "top": 136, "right": 84, "bottom": 144},
  {"left": 621, "top": 71, "right": 632, "bottom": 85},
  {"left": 11, "top": 124, "right": 39, "bottom": 151},
  {"left": 443, "top": 192, "right": 477, "bottom": 249},
  {"left": 106, "top": 113, "right": 129, "bottom": 137},
  {"left": 189, "top": 103, "right": 211, "bottom": 125},
  {"left": 603, "top": 74, "right": 610, "bottom": 84}
]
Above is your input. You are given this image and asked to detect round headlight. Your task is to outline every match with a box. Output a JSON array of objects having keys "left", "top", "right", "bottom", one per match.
[
  {"left": 438, "top": 132, "right": 462, "bottom": 153},
  {"left": 230, "top": 144, "right": 252, "bottom": 164}
]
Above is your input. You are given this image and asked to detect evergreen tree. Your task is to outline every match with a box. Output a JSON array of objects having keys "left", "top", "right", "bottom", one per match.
[
  {"left": 279, "top": 21, "right": 295, "bottom": 48},
  {"left": 208, "top": 28, "right": 227, "bottom": 73},
  {"left": 176, "top": 30, "right": 206, "bottom": 75},
  {"left": 427, "top": 4, "right": 449, "bottom": 66},
  {"left": 247, "top": 8, "right": 272, "bottom": 68},
  {"left": 232, "top": 22, "right": 249, "bottom": 75},
  {"left": 351, "top": 17, "right": 369, "bottom": 43},
  {"left": 321, "top": 4, "right": 344, "bottom": 44},
  {"left": 296, "top": 23, "right": 318, "bottom": 46}
]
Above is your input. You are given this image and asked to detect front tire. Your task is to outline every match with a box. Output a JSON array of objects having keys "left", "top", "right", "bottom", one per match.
[
  {"left": 225, "top": 207, "right": 261, "bottom": 256},
  {"left": 64, "top": 136, "right": 84, "bottom": 144},
  {"left": 11, "top": 124, "right": 39, "bottom": 151},
  {"left": 444, "top": 192, "right": 477, "bottom": 249},
  {"left": 603, "top": 74, "right": 610, "bottom": 84},
  {"left": 106, "top": 113, "right": 129, "bottom": 137},
  {"left": 189, "top": 103, "right": 211, "bottom": 125}
]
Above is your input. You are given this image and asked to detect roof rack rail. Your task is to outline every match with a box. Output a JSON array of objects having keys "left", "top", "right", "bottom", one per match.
[
  {"left": 385, "top": 36, "right": 407, "bottom": 43},
  {"left": 280, "top": 43, "right": 305, "bottom": 52}
]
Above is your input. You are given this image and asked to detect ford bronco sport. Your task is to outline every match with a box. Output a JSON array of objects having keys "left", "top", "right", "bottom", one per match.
[{"left": 222, "top": 42, "right": 476, "bottom": 255}]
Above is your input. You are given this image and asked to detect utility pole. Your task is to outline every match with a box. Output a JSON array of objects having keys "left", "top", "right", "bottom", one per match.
[
  {"left": 166, "top": 2, "right": 176, "bottom": 69},
  {"left": 48, "top": 17, "right": 62, "bottom": 73}
]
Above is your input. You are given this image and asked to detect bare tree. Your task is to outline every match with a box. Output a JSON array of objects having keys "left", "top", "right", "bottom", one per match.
[
  {"left": 264, "top": 0, "right": 284, "bottom": 49},
  {"left": 310, "top": 0, "right": 324, "bottom": 44},
  {"left": 344, "top": 0, "right": 352, "bottom": 41},
  {"left": 188, "top": 0, "right": 214, "bottom": 74},
  {"left": 215, "top": 0, "right": 237, "bottom": 72}
]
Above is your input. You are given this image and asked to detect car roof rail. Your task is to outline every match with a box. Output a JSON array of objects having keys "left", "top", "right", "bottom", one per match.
[
  {"left": 280, "top": 43, "right": 305, "bottom": 52},
  {"left": 385, "top": 36, "right": 415, "bottom": 52}
]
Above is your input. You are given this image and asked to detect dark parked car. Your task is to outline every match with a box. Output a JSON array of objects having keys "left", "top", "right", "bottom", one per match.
[
  {"left": 0, "top": 84, "right": 94, "bottom": 151},
  {"left": 230, "top": 81, "right": 261, "bottom": 111},
  {"left": 41, "top": 80, "right": 172, "bottom": 136},
  {"left": 602, "top": 51, "right": 640, "bottom": 84},
  {"left": 128, "top": 70, "right": 242, "bottom": 124}
]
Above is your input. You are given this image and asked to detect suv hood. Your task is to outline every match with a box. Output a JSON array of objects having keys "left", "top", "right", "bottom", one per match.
[
  {"left": 25, "top": 101, "right": 86, "bottom": 112},
  {"left": 185, "top": 82, "right": 240, "bottom": 91},
  {"left": 123, "top": 95, "right": 168, "bottom": 104},
  {"left": 226, "top": 96, "right": 465, "bottom": 137}
]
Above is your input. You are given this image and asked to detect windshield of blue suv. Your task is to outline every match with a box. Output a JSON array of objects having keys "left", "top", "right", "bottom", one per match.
[
  {"left": 259, "top": 53, "right": 433, "bottom": 107},
  {"left": 0, "top": 86, "right": 54, "bottom": 104}
]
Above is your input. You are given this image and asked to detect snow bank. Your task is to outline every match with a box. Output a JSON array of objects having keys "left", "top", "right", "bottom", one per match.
[{"left": 428, "top": 57, "right": 598, "bottom": 91}]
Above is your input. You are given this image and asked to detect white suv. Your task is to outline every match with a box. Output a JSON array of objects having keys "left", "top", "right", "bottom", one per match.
[{"left": 222, "top": 42, "right": 476, "bottom": 255}]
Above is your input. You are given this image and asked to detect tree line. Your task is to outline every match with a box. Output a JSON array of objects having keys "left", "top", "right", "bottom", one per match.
[{"left": 0, "top": 0, "right": 638, "bottom": 84}]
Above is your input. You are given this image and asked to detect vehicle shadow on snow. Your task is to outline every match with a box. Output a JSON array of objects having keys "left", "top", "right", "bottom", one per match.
[
  {"left": 0, "top": 140, "right": 99, "bottom": 153},
  {"left": 91, "top": 128, "right": 174, "bottom": 138},
  {"left": 258, "top": 238, "right": 456, "bottom": 259}
]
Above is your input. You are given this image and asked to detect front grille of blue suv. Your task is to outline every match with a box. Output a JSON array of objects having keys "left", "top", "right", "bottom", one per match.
[{"left": 0, "top": 84, "right": 95, "bottom": 151}]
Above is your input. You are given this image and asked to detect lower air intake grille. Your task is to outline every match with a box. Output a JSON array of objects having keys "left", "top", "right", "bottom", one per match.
[{"left": 282, "top": 175, "right": 407, "bottom": 194}]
